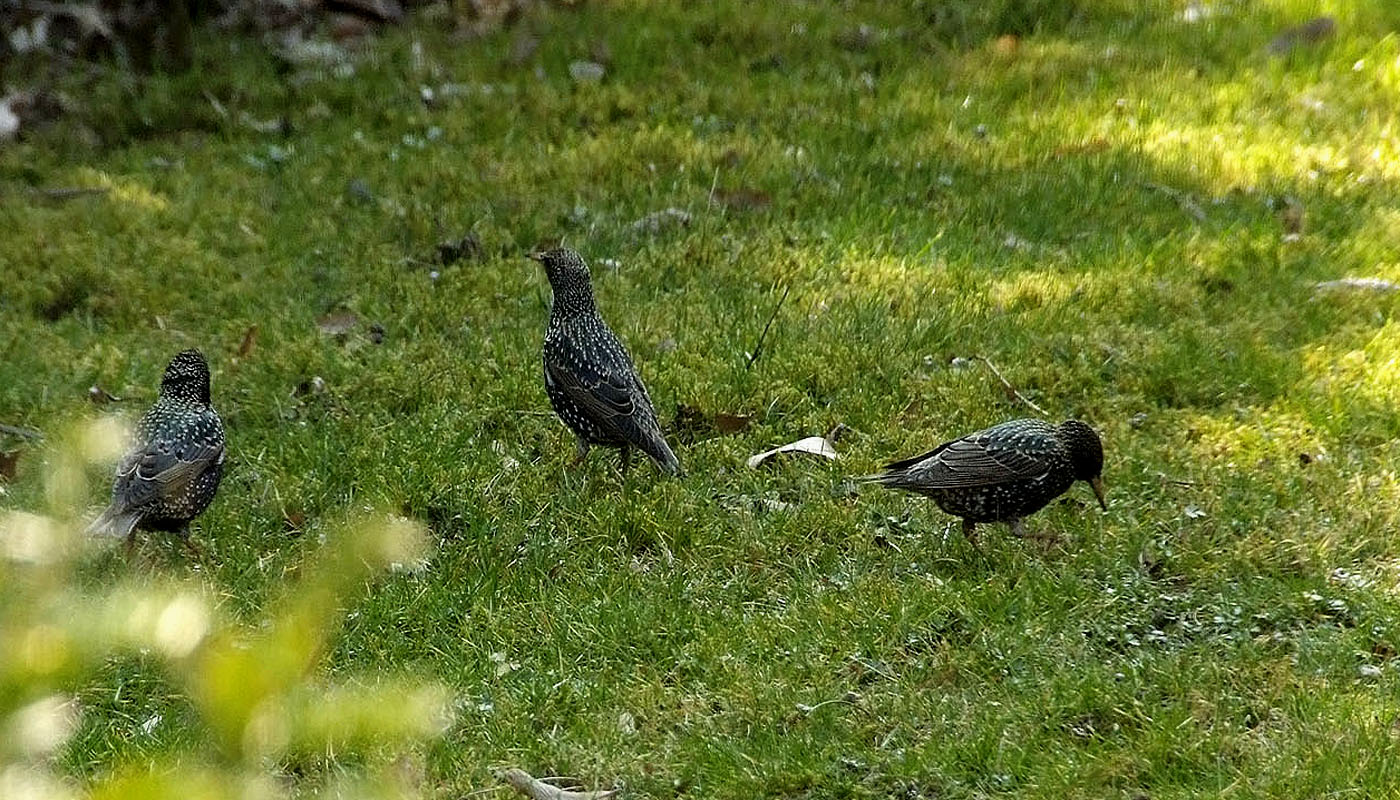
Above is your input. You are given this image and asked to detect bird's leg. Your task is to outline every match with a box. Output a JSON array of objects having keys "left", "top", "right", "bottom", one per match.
[
  {"left": 619, "top": 447, "right": 632, "bottom": 474},
  {"left": 961, "top": 518, "right": 981, "bottom": 548},
  {"left": 571, "top": 438, "right": 590, "bottom": 467},
  {"left": 179, "top": 530, "right": 206, "bottom": 561},
  {"left": 124, "top": 532, "right": 138, "bottom": 558}
]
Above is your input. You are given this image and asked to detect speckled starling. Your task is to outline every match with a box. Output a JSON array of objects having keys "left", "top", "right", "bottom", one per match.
[
  {"left": 88, "top": 349, "right": 226, "bottom": 547},
  {"left": 530, "top": 248, "right": 681, "bottom": 475},
  {"left": 863, "top": 418, "right": 1105, "bottom": 541}
]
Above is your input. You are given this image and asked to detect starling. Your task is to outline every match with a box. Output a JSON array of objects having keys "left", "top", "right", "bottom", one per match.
[
  {"left": 530, "top": 247, "right": 681, "bottom": 475},
  {"left": 88, "top": 349, "right": 226, "bottom": 549},
  {"left": 863, "top": 418, "right": 1105, "bottom": 541}
]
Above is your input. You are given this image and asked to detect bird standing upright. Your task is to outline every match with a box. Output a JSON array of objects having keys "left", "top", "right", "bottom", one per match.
[
  {"left": 863, "top": 418, "right": 1105, "bottom": 542},
  {"left": 89, "top": 349, "right": 226, "bottom": 552},
  {"left": 530, "top": 247, "right": 681, "bottom": 475}
]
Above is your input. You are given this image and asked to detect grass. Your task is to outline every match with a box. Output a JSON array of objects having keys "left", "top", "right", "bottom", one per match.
[{"left": 5, "top": 0, "right": 1400, "bottom": 796}]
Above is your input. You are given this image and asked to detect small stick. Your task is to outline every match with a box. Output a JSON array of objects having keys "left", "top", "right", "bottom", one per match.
[
  {"left": 0, "top": 423, "right": 43, "bottom": 440},
  {"left": 1140, "top": 181, "right": 1206, "bottom": 222},
  {"left": 30, "top": 187, "right": 109, "bottom": 201},
  {"left": 970, "top": 356, "right": 1049, "bottom": 417},
  {"left": 498, "top": 769, "right": 618, "bottom": 800},
  {"left": 745, "top": 284, "right": 790, "bottom": 370}
]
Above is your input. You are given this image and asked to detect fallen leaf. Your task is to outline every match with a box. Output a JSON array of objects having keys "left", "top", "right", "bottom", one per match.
[
  {"left": 631, "top": 207, "right": 691, "bottom": 233},
  {"left": 712, "top": 187, "right": 772, "bottom": 211},
  {"left": 747, "top": 435, "right": 838, "bottom": 469},
  {"left": 0, "top": 450, "right": 19, "bottom": 481},
  {"left": 714, "top": 413, "right": 752, "bottom": 434},
  {"left": 237, "top": 325, "right": 259, "bottom": 358},
  {"left": 1268, "top": 16, "right": 1336, "bottom": 56},
  {"left": 1314, "top": 278, "right": 1400, "bottom": 294},
  {"left": 317, "top": 310, "right": 360, "bottom": 337},
  {"left": 992, "top": 34, "right": 1020, "bottom": 55},
  {"left": 499, "top": 769, "right": 619, "bottom": 800},
  {"left": 1184, "top": 504, "right": 1207, "bottom": 520}
]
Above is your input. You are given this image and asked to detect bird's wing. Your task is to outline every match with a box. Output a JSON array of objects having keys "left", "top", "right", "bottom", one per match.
[
  {"left": 544, "top": 335, "right": 649, "bottom": 427},
  {"left": 111, "top": 423, "right": 225, "bottom": 513},
  {"left": 883, "top": 431, "right": 1052, "bottom": 488}
]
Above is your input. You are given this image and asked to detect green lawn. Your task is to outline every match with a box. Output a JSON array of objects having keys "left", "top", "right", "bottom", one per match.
[{"left": 5, "top": 0, "right": 1400, "bottom": 796}]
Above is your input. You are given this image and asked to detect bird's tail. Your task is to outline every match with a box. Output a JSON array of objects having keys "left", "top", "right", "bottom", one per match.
[
  {"left": 86, "top": 504, "right": 141, "bottom": 538},
  {"left": 856, "top": 466, "right": 917, "bottom": 490},
  {"left": 643, "top": 433, "right": 683, "bottom": 476}
]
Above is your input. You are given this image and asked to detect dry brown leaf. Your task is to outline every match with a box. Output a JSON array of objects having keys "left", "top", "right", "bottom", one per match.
[
  {"left": 992, "top": 34, "right": 1019, "bottom": 55},
  {"left": 714, "top": 413, "right": 752, "bottom": 434},
  {"left": 317, "top": 310, "right": 360, "bottom": 336},
  {"left": 498, "top": 768, "right": 619, "bottom": 800},
  {"left": 0, "top": 449, "right": 19, "bottom": 481},
  {"left": 237, "top": 325, "right": 259, "bottom": 358},
  {"left": 712, "top": 187, "right": 772, "bottom": 211},
  {"left": 746, "top": 435, "right": 838, "bottom": 469}
]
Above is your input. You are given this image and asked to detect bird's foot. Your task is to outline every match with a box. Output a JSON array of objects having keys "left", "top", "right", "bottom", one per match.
[{"left": 571, "top": 439, "right": 590, "bottom": 468}]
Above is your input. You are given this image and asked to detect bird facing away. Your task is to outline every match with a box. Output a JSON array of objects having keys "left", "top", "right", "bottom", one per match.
[
  {"left": 863, "top": 418, "right": 1105, "bottom": 542},
  {"left": 530, "top": 247, "right": 681, "bottom": 475},
  {"left": 89, "top": 349, "right": 226, "bottom": 550}
]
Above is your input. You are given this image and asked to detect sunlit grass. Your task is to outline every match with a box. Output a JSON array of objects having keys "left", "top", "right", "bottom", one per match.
[{"left": 4, "top": 0, "right": 1400, "bottom": 797}]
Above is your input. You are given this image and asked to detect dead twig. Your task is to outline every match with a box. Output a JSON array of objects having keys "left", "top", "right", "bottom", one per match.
[
  {"left": 970, "top": 356, "right": 1049, "bottom": 417},
  {"left": 1140, "top": 181, "right": 1206, "bottom": 222},
  {"left": 30, "top": 186, "right": 110, "bottom": 202},
  {"left": 745, "top": 284, "right": 790, "bottom": 370},
  {"left": 497, "top": 768, "right": 619, "bottom": 800},
  {"left": 0, "top": 423, "right": 43, "bottom": 440}
]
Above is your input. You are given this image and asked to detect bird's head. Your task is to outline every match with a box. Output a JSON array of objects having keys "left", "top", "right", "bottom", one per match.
[
  {"left": 1058, "top": 419, "right": 1106, "bottom": 510},
  {"left": 529, "top": 247, "right": 595, "bottom": 313},
  {"left": 160, "top": 349, "right": 212, "bottom": 406}
]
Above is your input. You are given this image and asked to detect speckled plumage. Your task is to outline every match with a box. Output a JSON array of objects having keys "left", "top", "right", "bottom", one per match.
[
  {"left": 531, "top": 248, "right": 681, "bottom": 475},
  {"left": 89, "top": 349, "right": 226, "bottom": 544},
  {"left": 864, "top": 418, "right": 1106, "bottom": 540}
]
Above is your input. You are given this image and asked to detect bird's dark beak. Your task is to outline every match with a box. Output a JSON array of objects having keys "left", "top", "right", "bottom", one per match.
[{"left": 1090, "top": 476, "right": 1107, "bottom": 511}]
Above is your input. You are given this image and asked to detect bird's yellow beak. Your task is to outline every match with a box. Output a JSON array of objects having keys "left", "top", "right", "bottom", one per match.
[{"left": 1090, "top": 476, "right": 1107, "bottom": 511}]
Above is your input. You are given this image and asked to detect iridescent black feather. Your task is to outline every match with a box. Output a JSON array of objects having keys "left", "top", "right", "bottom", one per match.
[
  {"left": 89, "top": 349, "right": 226, "bottom": 542},
  {"left": 532, "top": 248, "right": 681, "bottom": 475},
  {"left": 864, "top": 418, "right": 1105, "bottom": 538}
]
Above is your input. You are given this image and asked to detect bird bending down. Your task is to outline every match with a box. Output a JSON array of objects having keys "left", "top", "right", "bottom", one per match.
[
  {"left": 530, "top": 247, "right": 681, "bottom": 475},
  {"left": 863, "top": 418, "right": 1105, "bottom": 543},
  {"left": 88, "top": 349, "right": 226, "bottom": 553}
]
